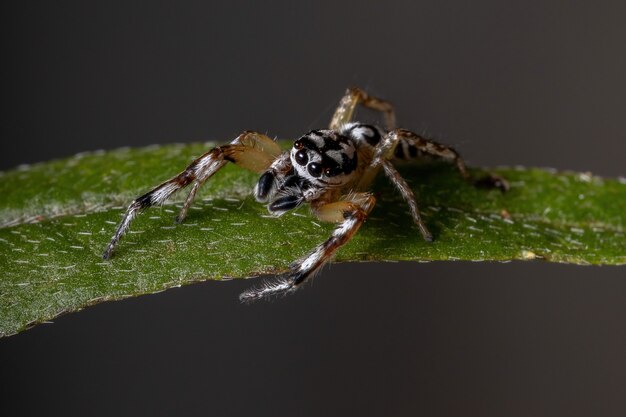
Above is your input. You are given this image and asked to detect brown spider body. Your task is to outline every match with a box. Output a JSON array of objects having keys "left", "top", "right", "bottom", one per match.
[{"left": 103, "top": 88, "right": 507, "bottom": 300}]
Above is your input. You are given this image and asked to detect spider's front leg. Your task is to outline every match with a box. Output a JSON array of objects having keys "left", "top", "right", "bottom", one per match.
[
  {"left": 239, "top": 192, "right": 376, "bottom": 301},
  {"left": 362, "top": 128, "right": 509, "bottom": 243},
  {"left": 102, "top": 131, "right": 281, "bottom": 260},
  {"left": 385, "top": 128, "right": 509, "bottom": 191}
]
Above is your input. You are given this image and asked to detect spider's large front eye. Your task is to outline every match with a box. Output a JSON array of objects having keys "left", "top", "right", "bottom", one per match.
[
  {"left": 295, "top": 150, "right": 308, "bottom": 165},
  {"left": 307, "top": 162, "right": 322, "bottom": 178}
]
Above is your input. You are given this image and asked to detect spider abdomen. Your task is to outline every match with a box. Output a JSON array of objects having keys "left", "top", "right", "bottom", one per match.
[{"left": 341, "top": 122, "right": 383, "bottom": 147}]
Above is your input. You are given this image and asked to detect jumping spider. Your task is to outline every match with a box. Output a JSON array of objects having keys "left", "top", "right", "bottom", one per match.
[{"left": 103, "top": 87, "right": 507, "bottom": 301}]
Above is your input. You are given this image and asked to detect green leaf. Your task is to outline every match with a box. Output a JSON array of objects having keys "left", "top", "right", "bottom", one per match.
[{"left": 1, "top": 143, "right": 624, "bottom": 336}]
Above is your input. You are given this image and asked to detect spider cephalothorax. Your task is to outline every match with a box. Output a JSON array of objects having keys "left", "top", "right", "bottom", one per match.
[
  {"left": 291, "top": 129, "right": 358, "bottom": 187},
  {"left": 103, "top": 87, "right": 507, "bottom": 301}
]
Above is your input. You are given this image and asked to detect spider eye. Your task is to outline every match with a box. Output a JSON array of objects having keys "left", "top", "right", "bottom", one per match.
[
  {"left": 307, "top": 162, "right": 322, "bottom": 178},
  {"left": 295, "top": 150, "right": 308, "bottom": 165},
  {"left": 293, "top": 140, "right": 303, "bottom": 150}
]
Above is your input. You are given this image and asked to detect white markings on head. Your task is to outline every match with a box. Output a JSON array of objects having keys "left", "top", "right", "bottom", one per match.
[{"left": 290, "top": 129, "right": 358, "bottom": 187}]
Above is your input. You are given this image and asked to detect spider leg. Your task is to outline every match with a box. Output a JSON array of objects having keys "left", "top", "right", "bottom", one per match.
[
  {"left": 239, "top": 192, "right": 376, "bottom": 301},
  {"left": 329, "top": 87, "right": 396, "bottom": 130},
  {"left": 381, "top": 160, "right": 433, "bottom": 241},
  {"left": 387, "top": 128, "right": 509, "bottom": 191},
  {"left": 177, "top": 131, "right": 282, "bottom": 222},
  {"left": 102, "top": 131, "right": 281, "bottom": 260},
  {"left": 359, "top": 128, "right": 507, "bottom": 243}
]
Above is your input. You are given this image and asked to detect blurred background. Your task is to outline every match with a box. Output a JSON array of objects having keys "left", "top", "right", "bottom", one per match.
[{"left": 1, "top": 1, "right": 625, "bottom": 416}]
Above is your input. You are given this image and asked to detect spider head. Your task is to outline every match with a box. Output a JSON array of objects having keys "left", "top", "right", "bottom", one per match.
[{"left": 290, "top": 130, "right": 357, "bottom": 187}]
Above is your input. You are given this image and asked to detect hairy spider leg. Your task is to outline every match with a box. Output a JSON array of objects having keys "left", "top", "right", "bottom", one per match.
[
  {"left": 357, "top": 128, "right": 474, "bottom": 241},
  {"left": 331, "top": 87, "right": 507, "bottom": 192},
  {"left": 381, "top": 160, "right": 433, "bottom": 241},
  {"left": 102, "top": 131, "right": 281, "bottom": 260},
  {"left": 386, "top": 128, "right": 469, "bottom": 177},
  {"left": 239, "top": 192, "right": 376, "bottom": 301},
  {"left": 358, "top": 128, "right": 508, "bottom": 243},
  {"left": 177, "top": 132, "right": 282, "bottom": 223},
  {"left": 330, "top": 87, "right": 396, "bottom": 131},
  {"left": 387, "top": 128, "right": 509, "bottom": 192}
]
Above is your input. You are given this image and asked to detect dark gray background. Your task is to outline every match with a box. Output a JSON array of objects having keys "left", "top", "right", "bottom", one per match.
[{"left": 1, "top": 1, "right": 625, "bottom": 416}]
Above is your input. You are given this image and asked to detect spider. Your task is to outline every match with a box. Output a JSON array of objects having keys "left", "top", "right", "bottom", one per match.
[{"left": 103, "top": 87, "right": 507, "bottom": 301}]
